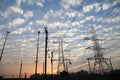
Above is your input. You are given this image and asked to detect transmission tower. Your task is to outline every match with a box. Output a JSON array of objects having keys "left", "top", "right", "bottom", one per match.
[
  {"left": 86, "top": 26, "right": 113, "bottom": 74},
  {"left": 53, "top": 38, "right": 67, "bottom": 74},
  {"left": 57, "top": 38, "right": 66, "bottom": 74}
]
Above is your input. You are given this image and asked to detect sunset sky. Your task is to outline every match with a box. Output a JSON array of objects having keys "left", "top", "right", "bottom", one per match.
[{"left": 0, "top": 0, "right": 120, "bottom": 78}]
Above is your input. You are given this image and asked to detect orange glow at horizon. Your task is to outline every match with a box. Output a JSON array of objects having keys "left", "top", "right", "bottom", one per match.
[{"left": 0, "top": 62, "right": 57, "bottom": 78}]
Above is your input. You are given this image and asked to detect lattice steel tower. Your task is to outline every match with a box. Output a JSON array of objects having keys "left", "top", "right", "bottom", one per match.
[
  {"left": 86, "top": 26, "right": 113, "bottom": 74},
  {"left": 57, "top": 38, "right": 66, "bottom": 74}
]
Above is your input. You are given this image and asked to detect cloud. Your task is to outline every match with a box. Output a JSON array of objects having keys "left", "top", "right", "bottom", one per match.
[
  {"left": 114, "top": 8, "right": 120, "bottom": 13},
  {"left": 0, "top": 10, "right": 11, "bottom": 18},
  {"left": 16, "top": 0, "right": 21, "bottom": 6},
  {"left": 61, "top": 0, "right": 83, "bottom": 9},
  {"left": 71, "top": 21, "right": 81, "bottom": 26},
  {"left": 11, "top": 26, "right": 35, "bottom": 34},
  {"left": 65, "top": 10, "right": 83, "bottom": 18},
  {"left": 86, "top": 15, "right": 95, "bottom": 21},
  {"left": 37, "top": 2, "right": 44, "bottom": 7},
  {"left": 35, "top": 20, "right": 47, "bottom": 25},
  {"left": 43, "top": 9, "right": 81, "bottom": 23},
  {"left": 104, "top": 16, "right": 120, "bottom": 23},
  {"left": 83, "top": 4, "right": 94, "bottom": 13},
  {"left": 80, "top": 15, "right": 95, "bottom": 24},
  {"left": 24, "top": 11, "right": 34, "bottom": 18},
  {"left": 16, "top": 0, "right": 45, "bottom": 7},
  {"left": 8, "top": 18, "right": 24, "bottom": 27},
  {"left": 102, "top": 3, "right": 111, "bottom": 10},
  {"left": 28, "top": 21, "right": 33, "bottom": 26},
  {"left": 47, "top": 21, "right": 72, "bottom": 29},
  {"left": 83, "top": 3, "right": 101, "bottom": 13},
  {"left": 27, "top": 0, "right": 45, "bottom": 7},
  {"left": 0, "top": 4, "right": 24, "bottom": 18},
  {"left": 16, "top": 0, "right": 25, "bottom": 6},
  {"left": 102, "top": 1, "right": 118, "bottom": 10},
  {"left": 43, "top": 9, "right": 65, "bottom": 22},
  {"left": 97, "top": 16, "right": 120, "bottom": 23},
  {"left": 9, "top": 6, "right": 24, "bottom": 14},
  {"left": 66, "top": 12, "right": 76, "bottom": 17},
  {"left": 42, "top": 9, "right": 84, "bottom": 29}
]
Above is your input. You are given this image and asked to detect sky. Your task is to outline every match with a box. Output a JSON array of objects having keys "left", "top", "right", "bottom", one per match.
[{"left": 0, "top": 0, "right": 120, "bottom": 78}]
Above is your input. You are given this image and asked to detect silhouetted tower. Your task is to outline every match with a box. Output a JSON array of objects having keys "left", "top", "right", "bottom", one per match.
[
  {"left": 35, "top": 31, "right": 40, "bottom": 74},
  {"left": 53, "top": 38, "right": 71, "bottom": 74},
  {"left": 86, "top": 26, "right": 112, "bottom": 74},
  {"left": 51, "top": 50, "right": 53, "bottom": 74},
  {"left": 44, "top": 27, "right": 48, "bottom": 78},
  {"left": 43, "top": 61, "right": 45, "bottom": 74},
  {"left": 50, "top": 49, "right": 71, "bottom": 75},
  {"left": 19, "top": 60, "right": 22, "bottom": 78},
  {"left": 57, "top": 38, "right": 66, "bottom": 74},
  {"left": 0, "top": 31, "right": 10, "bottom": 63}
]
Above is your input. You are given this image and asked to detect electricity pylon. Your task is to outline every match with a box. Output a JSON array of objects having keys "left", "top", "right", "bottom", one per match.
[
  {"left": 85, "top": 26, "right": 113, "bottom": 74},
  {"left": 50, "top": 49, "right": 71, "bottom": 75},
  {"left": 53, "top": 38, "right": 69, "bottom": 74},
  {"left": 57, "top": 38, "right": 65, "bottom": 74}
]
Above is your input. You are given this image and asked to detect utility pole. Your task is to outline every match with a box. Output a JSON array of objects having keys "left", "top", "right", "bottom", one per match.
[
  {"left": 0, "top": 31, "right": 10, "bottom": 63},
  {"left": 35, "top": 31, "right": 40, "bottom": 74},
  {"left": 51, "top": 50, "right": 53, "bottom": 75},
  {"left": 43, "top": 61, "right": 45, "bottom": 74},
  {"left": 45, "top": 27, "right": 48, "bottom": 79},
  {"left": 19, "top": 60, "right": 22, "bottom": 78}
]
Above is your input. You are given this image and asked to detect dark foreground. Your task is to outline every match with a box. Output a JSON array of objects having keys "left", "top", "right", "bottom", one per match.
[{"left": 1, "top": 70, "right": 120, "bottom": 80}]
